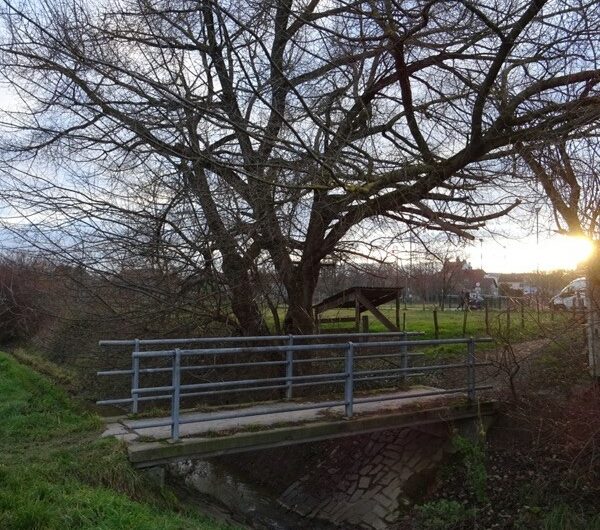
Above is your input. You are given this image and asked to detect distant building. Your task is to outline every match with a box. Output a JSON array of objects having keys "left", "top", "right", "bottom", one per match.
[
  {"left": 446, "top": 262, "right": 498, "bottom": 296},
  {"left": 497, "top": 274, "right": 538, "bottom": 295},
  {"left": 481, "top": 275, "right": 499, "bottom": 297}
]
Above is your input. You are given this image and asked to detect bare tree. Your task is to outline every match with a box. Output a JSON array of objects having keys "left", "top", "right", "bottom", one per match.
[
  {"left": 0, "top": 0, "right": 599, "bottom": 334},
  {"left": 518, "top": 136, "right": 600, "bottom": 374}
]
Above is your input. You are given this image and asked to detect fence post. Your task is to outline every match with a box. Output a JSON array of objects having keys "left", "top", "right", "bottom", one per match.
[
  {"left": 462, "top": 308, "right": 468, "bottom": 337},
  {"left": 484, "top": 300, "right": 490, "bottom": 335},
  {"left": 362, "top": 315, "right": 369, "bottom": 335},
  {"left": 171, "top": 348, "right": 181, "bottom": 441},
  {"left": 433, "top": 308, "right": 439, "bottom": 339},
  {"left": 520, "top": 299, "right": 525, "bottom": 329},
  {"left": 131, "top": 338, "right": 140, "bottom": 414},
  {"left": 401, "top": 332, "right": 409, "bottom": 385},
  {"left": 286, "top": 335, "right": 294, "bottom": 400},
  {"left": 344, "top": 342, "right": 354, "bottom": 418},
  {"left": 395, "top": 290, "right": 400, "bottom": 330},
  {"left": 467, "top": 337, "right": 476, "bottom": 401}
]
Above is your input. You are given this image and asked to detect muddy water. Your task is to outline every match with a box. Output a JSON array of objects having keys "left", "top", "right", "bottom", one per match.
[{"left": 169, "top": 460, "right": 339, "bottom": 529}]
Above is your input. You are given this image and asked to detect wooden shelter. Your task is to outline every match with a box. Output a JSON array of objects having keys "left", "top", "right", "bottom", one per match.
[{"left": 313, "top": 286, "right": 403, "bottom": 332}]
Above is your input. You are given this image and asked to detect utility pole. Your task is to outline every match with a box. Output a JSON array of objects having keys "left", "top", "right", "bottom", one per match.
[
  {"left": 535, "top": 207, "right": 541, "bottom": 274},
  {"left": 409, "top": 233, "right": 413, "bottom": 307}
]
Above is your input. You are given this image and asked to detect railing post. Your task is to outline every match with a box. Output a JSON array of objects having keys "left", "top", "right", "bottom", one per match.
[
  {"left": 467, "top": 337, "right": 476, "bottom": 401},
  {"left": 171, "top": 348, "right": 181, "bottom": 441},
  {"left": 131, "top": 339, "right": 140, "bottom": 414},
  {"left": 286, "top": 335, "right": 294, "bottom": 400},
  {"left": 344, "top": 342, "right": 354, "bottom": 418}
]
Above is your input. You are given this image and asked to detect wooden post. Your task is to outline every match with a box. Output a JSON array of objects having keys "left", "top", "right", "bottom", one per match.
[
  {"left": 520, "top": 299, "right": 525, "bottom": 329},
  {"left": 395, "top": 289, "right": 400, "bottom": 330},
  {"left": 356, "top": 292, "right": 399, "bottom": 331},
  {"left": 462, "top": 308, "right": 468, "bottom": 337},
  {"left": 354, "top": 290, "right": 361, "bottom": 332},
  {"left": 433, "top": 308, "right": 439, "bottom": 339},
  {"left": 485, "top": 300, "right": 490, "bottom": 335},
  {"left": 362, "top": 315, "right": 369, "bottom": 334}
]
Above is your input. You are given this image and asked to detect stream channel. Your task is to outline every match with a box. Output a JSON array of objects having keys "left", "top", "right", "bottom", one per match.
[
  {"left": 165, "top": 427, "right": 449, "bottom": 529},
  {"left": 169, "top": 459, "right": 340, "bottom": 529}
]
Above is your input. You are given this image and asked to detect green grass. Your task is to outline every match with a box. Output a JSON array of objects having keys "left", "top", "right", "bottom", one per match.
[
  {"left": 0, "top": 352, "right": 236, "bottom": 530},
  {"left": 270, "top": 303, "right": 567, "bottom": 340},
  {"left": 267, "top": 304, "right": 571, "bottom": 359},
  {"left": 315, "top": 303, "right": 565, "bottom": 339}
]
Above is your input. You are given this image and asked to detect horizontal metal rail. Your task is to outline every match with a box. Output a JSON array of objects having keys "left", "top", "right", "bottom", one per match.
[
  {"left": 98, "top": 333, "right": 494, "bottom": 440},
  {"left": 354, "top": 362, "right": 491, "bottom": 378},
  {"left": 127, "top": 337, "right": 492, "bottom": 359},
  {"left": 99, "top": 331, "right": 424, "bottom": 347},
  {"left": 98, "top": 352, "right": 427, "bottom": 378},
  {"left": 132, "top": 372, "right": 348, "bottom": 395},
  {"left": 95, "top": 373, "right": 428, "bottom": 406}
]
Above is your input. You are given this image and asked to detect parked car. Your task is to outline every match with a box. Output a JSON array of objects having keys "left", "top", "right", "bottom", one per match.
[{"left": 550, "top": 277, "right": 587, "bottom": 310}]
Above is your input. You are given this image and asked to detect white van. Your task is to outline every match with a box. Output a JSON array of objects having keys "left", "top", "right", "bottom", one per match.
[{"left": 550, "top": 277, "right": 587, "bottom": 310}]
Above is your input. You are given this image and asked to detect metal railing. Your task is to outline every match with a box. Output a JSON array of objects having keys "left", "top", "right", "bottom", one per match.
[{"left": 97, "top": 332, "right": 493, "bottom": 440}]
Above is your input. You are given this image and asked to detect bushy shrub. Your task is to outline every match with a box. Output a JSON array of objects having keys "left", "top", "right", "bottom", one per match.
[{"left": 0, "top": 256, "right": 54, "bottom": 343}]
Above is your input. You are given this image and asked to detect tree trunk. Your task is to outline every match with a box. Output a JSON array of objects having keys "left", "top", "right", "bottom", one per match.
[
  {"left": 222, "top": 258, "right": 270, "bottom": 336},
  {"left": 283, "top": 265, "right": 319, "bottom": 335},
  {"left": 586, "top": 242, "right": 600, "bottom": 377}
]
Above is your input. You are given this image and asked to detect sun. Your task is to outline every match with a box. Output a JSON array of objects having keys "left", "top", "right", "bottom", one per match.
[
  {"left": 553, "top": 235, "right": 595, "bottom": 267},
  {"left": 475, "top": 234, "right": 595, "bottom": 273}
]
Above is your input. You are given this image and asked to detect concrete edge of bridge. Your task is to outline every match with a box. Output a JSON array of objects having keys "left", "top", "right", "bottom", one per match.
[{"left": 128, "top": 400, "right": 500, "bottom": 469}]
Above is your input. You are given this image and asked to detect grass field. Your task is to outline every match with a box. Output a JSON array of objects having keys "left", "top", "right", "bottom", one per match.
[
  {"left": 353, "top": 303, "right": 564, "bottom": 340},
  {"left": 267, "top": 303, "right": 573, "bottom": 360},
  {"left": 272, "top": 303, "right": 569, "bottom": 342},
  {"left": 0, "top": 351, "right": 236, "bottom": 530}
]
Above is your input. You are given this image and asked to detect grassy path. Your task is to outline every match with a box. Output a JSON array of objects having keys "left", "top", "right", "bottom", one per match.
[{"left": 0, "top": 351, "right": 237, "bottom": 530}]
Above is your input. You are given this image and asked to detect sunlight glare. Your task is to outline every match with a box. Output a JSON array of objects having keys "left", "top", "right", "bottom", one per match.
[
  {"left": 475, "top": 234, "right": 595, "bottom": 273},
  {"left": 559, "top": 235, "right": 595, "bottom": 266}
]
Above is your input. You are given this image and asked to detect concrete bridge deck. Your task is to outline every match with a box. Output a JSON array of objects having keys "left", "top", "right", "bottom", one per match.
[{"left": 102, "top": 388, "right": 498, "bottom": 468}]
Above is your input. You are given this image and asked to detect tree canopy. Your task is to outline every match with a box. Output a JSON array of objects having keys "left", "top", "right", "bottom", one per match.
[{"left": 0, "top": 0, "right": 599, "bottom": 333}]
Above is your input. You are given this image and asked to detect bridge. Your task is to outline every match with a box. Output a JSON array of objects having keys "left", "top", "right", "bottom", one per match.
[{"left": 97, "top": 332, "right": 497, "bottom": 468}]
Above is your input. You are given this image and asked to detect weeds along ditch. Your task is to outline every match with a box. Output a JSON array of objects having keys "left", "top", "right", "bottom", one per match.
[{"left": 410, "top": 317, "right": 600, "bottom": 530}]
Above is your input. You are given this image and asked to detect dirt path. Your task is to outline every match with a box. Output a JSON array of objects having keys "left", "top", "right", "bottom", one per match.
[{"left": 478, "top": 337, "right": 556, "bottom": 399}]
